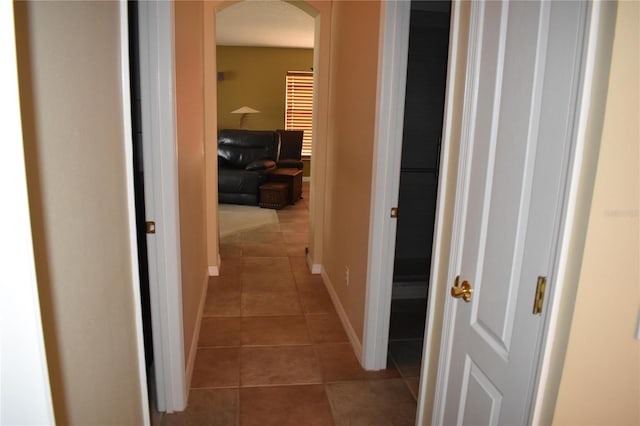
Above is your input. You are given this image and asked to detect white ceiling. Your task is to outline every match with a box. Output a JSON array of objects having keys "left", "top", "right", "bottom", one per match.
[{"left": 216, "top": 1, "right": 315, "bottom": 49}]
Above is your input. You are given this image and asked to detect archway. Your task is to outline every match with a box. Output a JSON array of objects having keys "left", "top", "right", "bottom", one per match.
[{"left": 204, "top": 0, "right": 332, "bottom": 277}]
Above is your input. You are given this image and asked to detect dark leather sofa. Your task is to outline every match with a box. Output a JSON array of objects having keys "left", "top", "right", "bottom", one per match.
[{"left": 217, "top": 129, "right": 279, "bottom": 205}]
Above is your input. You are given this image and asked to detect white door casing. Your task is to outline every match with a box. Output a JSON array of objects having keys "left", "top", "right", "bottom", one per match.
[
  {"left": 434, "top": 2, "right": 588, "bottom": 425},
  {"left": 363, "top": 0, "right": 411, "bottom": 370}
]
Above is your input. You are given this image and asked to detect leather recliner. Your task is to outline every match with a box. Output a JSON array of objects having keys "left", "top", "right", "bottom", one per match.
[
  {"left": 276, "top": 129, "right": 304, "bottom": 170},
  {"left": 217, "top": 129, "right": 279, "bottom": 205}
]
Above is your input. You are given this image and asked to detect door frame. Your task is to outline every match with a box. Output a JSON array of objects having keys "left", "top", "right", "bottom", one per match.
[
  {"left": 137, "top": 1, "right": 187, "bottom": 413},
  {"left": 366, "top": 0, "right": 618, "bottom": 424},
  {"left": 362, "top": 0, "right": 411, "bottom": 370}
]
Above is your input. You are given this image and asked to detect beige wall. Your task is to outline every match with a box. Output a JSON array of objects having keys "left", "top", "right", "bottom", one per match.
[
  {"left": 323, "top": 0, "right": 381, "bottom": 342},
  {"left": 14, "top": 2, "right": 144, "bottom": 424},
  {"left": 216, "top": 46, "right": 313, "bottom": 131},
  {"left": 175, "top": 0, "right": 209, "bottom": 370},
  {"left": 553, "top": 2, "right": 640, "bottom": 424}
]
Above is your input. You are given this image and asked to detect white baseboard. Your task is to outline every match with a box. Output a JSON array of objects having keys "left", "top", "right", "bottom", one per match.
[
  {"left": 320, "top": 268, "right": 364, "bottom": 364},
  {"left": 208, "top": 254, "right": 221, "bottom": 276},
  {"left": 306, "top": 253, "right": 322, "bottom": 275},
  {"left": 303, "top": 176, "right": 311, "bottom": 182},
  {"left": 185, "top": 272, "right": 209, "bottom": 393}
]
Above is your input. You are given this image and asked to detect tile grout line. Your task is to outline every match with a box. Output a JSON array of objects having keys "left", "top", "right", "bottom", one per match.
[{"left": 286, "top": 202, "right": 342, "bottom": 424}]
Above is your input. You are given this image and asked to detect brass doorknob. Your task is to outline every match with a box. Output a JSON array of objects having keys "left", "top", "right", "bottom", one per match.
[{"left": 451, "top": 275, "right": 473, "bottom": 302}]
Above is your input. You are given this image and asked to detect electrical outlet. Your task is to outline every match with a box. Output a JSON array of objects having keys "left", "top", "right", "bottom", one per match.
[{"left": 345, "top": 266, "right": 350, "bottom": 287}]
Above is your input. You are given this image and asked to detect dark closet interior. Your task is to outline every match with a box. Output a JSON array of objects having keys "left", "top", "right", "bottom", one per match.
[{"left": 387, "top": 0, "right": 451, "bottom": 399}]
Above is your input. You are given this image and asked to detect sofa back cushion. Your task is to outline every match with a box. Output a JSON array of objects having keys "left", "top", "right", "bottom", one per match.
[{"left": 218, "top": 129, "right": 280, "bottom": 168}]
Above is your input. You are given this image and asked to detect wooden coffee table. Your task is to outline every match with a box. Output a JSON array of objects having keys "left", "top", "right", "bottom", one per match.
[{"left": 268, "top": 168, "right": 303, "bottom": 204}]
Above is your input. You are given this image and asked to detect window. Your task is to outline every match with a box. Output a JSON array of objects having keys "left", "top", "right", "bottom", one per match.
[{"left": 285, "top": 71, "right": 314, "bottom": 157}]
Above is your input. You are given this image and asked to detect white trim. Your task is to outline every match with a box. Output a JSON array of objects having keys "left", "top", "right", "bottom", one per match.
[
  {"left": 362, "top": 0, "right": 411, "bottom": 371},
  {"left": 306, "top": 253, "right": 322, "bottom": 275},
  {"left": 415, "top": 1, "right": 464, "bottom": 423},
  {"left": 119, "top": 3, "right": 150, "bottom": 424},
  {"left": 137, "top": 2, "right": 186, "bottom": 412},
  {"left": 185, "top": 273, "right": 209, "bottom": 392},
  {"left": 208, "top": 254, "right": 221, "bottom": 276},
  {"left": 433, "top": 3, "right": 484, "bottom": 421},
  {"left": 320, "top": 268, "right": 363, "bottom": 363},
  {"left": 0, "top": 3, "right": 55, "bottom": 423},
  {"left": 302, "top": 176, "right": 311, "bottom": 182}
]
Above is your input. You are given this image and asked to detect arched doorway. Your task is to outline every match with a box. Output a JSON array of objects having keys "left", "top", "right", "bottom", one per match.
[{"left": 205, "top": 0, "right": 331, "bottom": 278}]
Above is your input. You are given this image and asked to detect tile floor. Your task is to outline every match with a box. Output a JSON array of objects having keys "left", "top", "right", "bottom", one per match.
[
  {"left": 388, "top": 298, "right": 428, "bottom": 400},
  {"left": 162, "top": 182, "right": 418, "bottom": 425}
]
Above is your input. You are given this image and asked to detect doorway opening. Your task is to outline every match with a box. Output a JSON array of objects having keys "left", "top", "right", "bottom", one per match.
[
  {"left": 387, "top": 0, "right": 451, "bottom": 400},
  {"left": 213, "top": 1, "right": 317, "bottom": 253}
]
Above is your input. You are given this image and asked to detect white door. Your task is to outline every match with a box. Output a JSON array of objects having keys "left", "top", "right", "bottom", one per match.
[
  {"left": 137, "top": 2, "right": 187, "bottom": 412},
  {"left": 435, "top": 2, "right": 588, "bottom": 425}
]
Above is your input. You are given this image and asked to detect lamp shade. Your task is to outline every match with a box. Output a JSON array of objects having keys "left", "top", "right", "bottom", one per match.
[{"left": 231, "top": 106, "right": 260, "bottom": 114}]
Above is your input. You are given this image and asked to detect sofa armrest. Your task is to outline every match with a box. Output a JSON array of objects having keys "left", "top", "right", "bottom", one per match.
[
  {"left": 218, "top": 156, "right": 229, "bottom": 167},
  {"left": 277, "top": 159, "right": 304, "bottom": 170},
  {"left": 245, "top": 159, "right": 276, "bottom": 171}
]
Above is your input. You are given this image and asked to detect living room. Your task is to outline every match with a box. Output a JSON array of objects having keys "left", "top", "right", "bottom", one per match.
[{"left": 214, "top": 0, "right": 315, "bottom": 253}]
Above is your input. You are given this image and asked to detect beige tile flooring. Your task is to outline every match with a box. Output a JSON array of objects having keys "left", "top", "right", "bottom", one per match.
[{"left": 163, "top": 183, "right": 417, "bottom": 425}]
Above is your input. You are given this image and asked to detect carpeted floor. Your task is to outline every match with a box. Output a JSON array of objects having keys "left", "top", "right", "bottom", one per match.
[{"left": 218, "top": 204, "right": 279, "bottom": 238}]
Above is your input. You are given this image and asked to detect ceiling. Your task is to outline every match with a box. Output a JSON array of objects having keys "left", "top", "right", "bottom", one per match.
[{"left": 216, "top": 1, "right": 315, "bottom": 49}]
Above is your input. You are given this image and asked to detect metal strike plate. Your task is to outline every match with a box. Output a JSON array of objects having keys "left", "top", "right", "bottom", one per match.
[{"left": 146, "top": 221, "right": 156, "bottom": 234}]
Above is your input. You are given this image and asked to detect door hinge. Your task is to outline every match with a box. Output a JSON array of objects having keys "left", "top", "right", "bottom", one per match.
[
  {"left": 532, "top": 276, "right": 547, "bottom": 315},
  {"left": 146, "top": 221, "right": 156, "bottom": 234},
  {"left": 390, "top": 207, "right": 398, "bottom": 218}
]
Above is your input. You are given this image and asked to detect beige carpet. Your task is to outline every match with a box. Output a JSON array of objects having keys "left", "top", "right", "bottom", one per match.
[{"left": 218, "top": 203, "right": 278, "bottom": 238}]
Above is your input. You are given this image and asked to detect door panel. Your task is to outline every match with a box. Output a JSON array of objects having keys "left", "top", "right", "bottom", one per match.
[{"left": 437, "top": 1, "right": 587, "bottom": 425}]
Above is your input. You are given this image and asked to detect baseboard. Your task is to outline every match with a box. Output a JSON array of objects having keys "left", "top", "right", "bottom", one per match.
[
  {"left": 208, "top": 254, "right": 221, "bottom": 276},
  {"left": 185, "top": 272, "right": 209, "bottom": 394},
  {"left": 391, "top": 281, "right": 428, "bottom": 299},
  {"left": 303, "top": 176, "right": 311, "bottom": 182},
  {"left": 320, "top": 268, "right": 364, "bottom": 364},
  {"left": 306, "top": 253, "right": 322, "bottom": 275}
]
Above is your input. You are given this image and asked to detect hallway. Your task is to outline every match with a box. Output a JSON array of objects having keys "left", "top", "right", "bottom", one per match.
[{"left": 163, "top": 183, "right": 417, "bottom": 425}]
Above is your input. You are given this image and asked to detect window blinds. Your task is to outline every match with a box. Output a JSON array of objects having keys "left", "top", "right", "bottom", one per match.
[{"left": 285, "top": 71, "right": 314, "bottom": 156}]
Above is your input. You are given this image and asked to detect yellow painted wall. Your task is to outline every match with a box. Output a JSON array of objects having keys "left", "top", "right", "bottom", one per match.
[
  {"left": 14, "top": 2, "right": 144, "bottom": 423},
  {"left": 175, "top": 0, "right": 209, "bottom": 375},
  {"left": 216, "top": 46, "right": 313, "bottom": 131},
  {"left": 552, "top": 2, "right": 640, "bottom": 424},
  {"left": 323, "top": 0, "right": 381, "bottom": 343}
]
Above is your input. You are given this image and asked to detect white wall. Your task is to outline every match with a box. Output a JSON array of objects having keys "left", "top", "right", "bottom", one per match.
[{"left": 0, "top": 2, "right": 54, "bottom": 424}]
